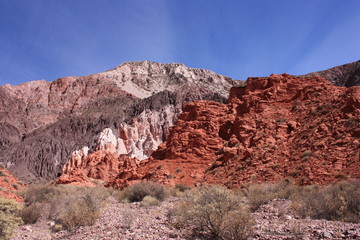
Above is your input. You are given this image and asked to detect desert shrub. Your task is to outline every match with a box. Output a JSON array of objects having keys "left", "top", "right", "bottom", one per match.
[
  {"left": 172, "top": 185, "right": 253, "bottom": 240},
  {"left": 21, "top": 185, "right": 109, "bottom": 232},
  {"left": 51, "top": 224, "right": 63, "bottom": 232},
  {"left": 123, "top": 181, "right": 167, "bottom": 202},
  {"left": 294, "top": 181, "right": 360, "bottom": 223},
  {"left": 141, "top": 196, "right": 160, "bottom": 207},
  {"left": 244, "top": 180, "right": 300, "bottom": 211},
  {"left": 18, "top": 203, "right": 42, "bottom": 224},
  {"left": 0, "top": 197, "right": 23, "bottom": 240},
  {"left": 21, "top": 184, "right": 61, "bottom": 205},
  {"left": 59, "top": 193, "right": 100, "bottom": 232},
  {"left": 175, "top": 184, "right": 190, "bottom": 192}
]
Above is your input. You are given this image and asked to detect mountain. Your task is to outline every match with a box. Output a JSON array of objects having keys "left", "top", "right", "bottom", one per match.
[
  {"left": 0, "top": 61, "right": 237, "bottom": 181},
  {"left": 58, "top": 73, "right": 360, "bottom": 188},
  {"left": 300, "top": 60, "right": 360, "bottom": 87}
]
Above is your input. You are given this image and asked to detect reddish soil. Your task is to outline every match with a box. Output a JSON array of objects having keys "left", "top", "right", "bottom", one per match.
[
  {"left": 0, "top": 167, "right": 26, "bottom": 202},
  {"left": 58, "top": 74, "right": 360, "bottom": 188}
]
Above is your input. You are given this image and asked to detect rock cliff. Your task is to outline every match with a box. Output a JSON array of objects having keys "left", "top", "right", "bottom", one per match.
[
  {"left": 301, "top": 60, "right": 360, "bottom": 87},
  {"left": 0, "top": 61, "right": 236, "bottom": 180},
  {"left": 59, "top": 73, "right": 360, "bottom": 188}
]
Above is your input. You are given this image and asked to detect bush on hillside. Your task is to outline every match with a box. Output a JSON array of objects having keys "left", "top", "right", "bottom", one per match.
[
  {"left": 123, "top": 181, "right": 167, "bottom": 202},
  {"left": 294, "top": 181, "right": 360, "bottom": 223},
  {"left": 20, "top": 185, "right": 110, "bottom": 232},
  {"left": 172, "top": 185, "right": 254, "bottom": 240},
  {"left": 0, "top": 197, "right": 23, "bottom": 240},
  {"left": 244, "top": 180, "right": 300, "bottom": 211},
  {"left": 59, "top": 193, "right": 100, "bottom": 232},
  {"left": 21, "top": 184, "right": 61, "bottom": 205},
  {"left": 18, "top": 203, "right": 42, "bottom": 224},
  {"left": 141, "top": 196, "right": 160, "bottom": 207}
]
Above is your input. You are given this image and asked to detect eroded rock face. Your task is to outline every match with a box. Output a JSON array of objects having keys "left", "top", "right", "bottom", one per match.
[
  {"left": 0, "top": 61, "right": 237, "bottom": 181},
  {"left": 301, "top": 60, "right": 360, "bottom": 87},
  {"left": 104, "top": 74, "right": 360, "bottom": 188}
]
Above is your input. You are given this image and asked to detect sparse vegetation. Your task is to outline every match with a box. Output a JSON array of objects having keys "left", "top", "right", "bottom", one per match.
[
  {"left": 141, "top": 196, "right": 160, "bottom": 207},
  {"left": 294, "top": 181, "right": 360, "bottom": 223},
  {"left": 122, "top": 181, "right": 167, "bottom": 203},
  {"left": 21, "top": 184, "right": 62, "bottom": 204},
  {"left": 172, "top": 185, "right": 254, "bottom": 240},
  {"left": 59, "top": 193, "right": 100, "bottom": 232},
  {"left": 0, "top": 170, "right": 6, "bottom": 177},
  {"left": 0, "top": 197, "right": 23, "bottom": 240},
  {"left": 175, "top": 184, "right": 190, "bottom": 192},
  {"left": 18, "top": 203, "right": 42, "bottom": 224},
  {"left": 19, "top": 185, "right": 110, "bottom": 232},
  {"left": 244, "top": 180, "right": 300, "bottom": 212}
]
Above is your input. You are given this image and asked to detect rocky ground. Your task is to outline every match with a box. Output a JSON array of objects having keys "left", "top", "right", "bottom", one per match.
[{"left": 12, "top": 197, "right": 360, "bottom": 240}]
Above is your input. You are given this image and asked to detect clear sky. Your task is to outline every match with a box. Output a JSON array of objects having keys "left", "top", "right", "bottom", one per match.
[{"left": 1, "top": 0, "right": 359, "bottom": 85}]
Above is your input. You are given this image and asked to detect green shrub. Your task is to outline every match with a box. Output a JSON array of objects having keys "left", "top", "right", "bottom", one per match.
[
  {"left": 0, "top": 197, "right": 23, "bottom": 240},
  {"left": 172, "top": 185, "right": 253, "bottom": 240},
  {"left": 18, "top": 204, "right": 42, "bottom": 224},
  {"left": 123, "top": 181, "right": 167, "bottom": 202},
  {"left": 294, "top": 181, "right": 360, "bottom": 223}
]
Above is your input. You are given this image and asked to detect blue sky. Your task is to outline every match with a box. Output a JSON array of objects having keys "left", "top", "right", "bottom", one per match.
[{"left": 0, "top": 0, "right": 359, "bottom": 85}]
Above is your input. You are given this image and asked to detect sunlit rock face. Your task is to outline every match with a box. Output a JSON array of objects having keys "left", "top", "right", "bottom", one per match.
[
  {"left": 116, "top": 105, "right": 177, "bottom": 159},
  {"left": 0, "top": 61, "right": 238, "bottom": 180},
  {"left": 105, "top": 74, "right": 360, "bottom": 189},
  {"left": 300, "top": 60, "right": 360, "bottom": 87}
]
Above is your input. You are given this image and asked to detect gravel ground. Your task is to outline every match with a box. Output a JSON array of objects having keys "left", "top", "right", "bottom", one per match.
[{"left": 12, "top": 197, "right": 360, "bottom": 240}]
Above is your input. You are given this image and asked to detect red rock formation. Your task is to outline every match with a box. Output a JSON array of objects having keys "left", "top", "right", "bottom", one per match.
[
  {"left": 111, "top": 74, "right": 360, "bottom": 187},
  {"left": 58, "top": 74, "right": 360, "bottom": 188},
  {"left": 57, "top": 150, "right": 139, "bottom": 187},
  {"left": 1, "top": 61, "right": 237, "bottom": 180},
  {"left": 0, "top": 167, "right": 25, "bottom": 202}
]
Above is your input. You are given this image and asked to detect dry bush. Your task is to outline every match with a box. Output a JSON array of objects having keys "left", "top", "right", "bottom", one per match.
[
  {"left": 123, "top": 181, "right": 167, "bottom": 202},
  {"left": 172, "top": 185, "right": 253, "bottom": 240},
  {"left": 294, "top": 181, "right": 360, "bottom": 223},
  {"left": 21, "top": 184, "right": 61, "bottom": 205},
  {"left": 21, "top": 185, "right": 110, "bottom": 231},
  {"left": 244, "top": 180, "right": 300, "bottom": 211},
  {"left": 122, "top": 208, "right": 136, "bottom": 229},
  {"left": 0, "top": 170, "right": 6, "bottom": 177},
  {"left": 0, "top": 197, "right": 23, "bottom": 240},
  {"left": 59, "top": 193, "right": 100, "bottom": 232},
  {"left": 141, "top": 196, "right": 160, "bottom": 207},
  {"left": 175, "top": 184, "right": 190, "bottom": 192},
  {"left": 18, "top": 203, "right": 42, "bottom": 224}
]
